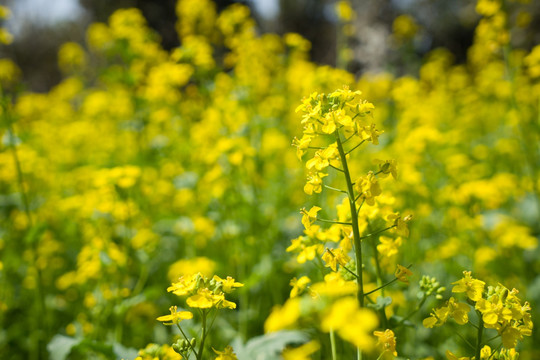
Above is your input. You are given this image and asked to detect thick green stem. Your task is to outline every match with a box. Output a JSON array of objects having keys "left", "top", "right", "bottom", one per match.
[
  {"left": 475, "top": 312, "right": 484, "bottom": 360},
  {"left": 330, "top": 329, "right": 337, "bottom": 360},
  {"left": 335, "top": 131, "right": 364, "bottom": 307}
]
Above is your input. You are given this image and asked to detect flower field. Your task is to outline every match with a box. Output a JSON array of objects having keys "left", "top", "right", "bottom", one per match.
[{"left": 0, "top": 0, "right": 539, "bottom": 359}]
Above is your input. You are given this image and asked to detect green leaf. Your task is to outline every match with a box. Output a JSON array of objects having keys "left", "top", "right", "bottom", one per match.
[
  {"left": 232, "top": 330, "right": 310, "bottom": 360},
  {"left": 113, "top": 343, "right": 139, "bottom": 360},
  {"left": 47, "top": 335, "right": 80, "bottom": 360},
  {"left": 367, "top": 296, "right": 392, "bottom": 311}
]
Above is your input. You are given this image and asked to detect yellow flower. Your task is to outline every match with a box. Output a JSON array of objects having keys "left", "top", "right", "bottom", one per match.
[
  {"left": 301, "top": 206, "right": 321, "bottom": 229},
  {"left": 282, "top": 341, "right": 320, "bottom": 360},
  {"left": 322, "top": 248, "right": 350, "bottom": 272},
  {"left": 264, "top": 298, "right": 301, "bottom": 333},
  {"left": 476, "top": 0, "right": 501, "bottom": 17},
  {"left": 156, "top": 306, "right": 193, "bottom": 325},
  {"left": 167, "top": 274, "right": 199, "bottom": 296},
  {"left": 0, "top": 5, "right": 12, "bottom": 19},
  {"left": 304, "top": 172, "right": 328, "bottom": 195},
  {"left": 373, "top": 329, "right": 398, "bottom": 359},
  {"left": 290, "top": 276, "right": 311, "bottom": 298},
  {"left": 292, "top": 134, "right": 314, "bottom": 160},
  {"left": 311, "top": 272, "right": 357, "bottom": 296},
  {"left": 451, "top": 271, "right": 485, "bottom": 301},
  {"left": 501, "top": 325, "right": 522, "bottom": 349},
  {"left": 423, "top": 297, "right": 470, "bottom": 328},
  {"left": 392, "top": 15, "right": 418, "bottom": 41},
  {"left": 335, "top": 1, "right": 355, "bottom": 22},
  {"left": 354, "top": 172, "right": 382, "bottom": 206},
  {"left": 480, "top": 345, "right": 491, "bottom": 359},
  {"left": 321, "top": 297, "right": 378, "bottom": 350},
  {"left": 394, "top": 264, "right": 412, "bottom": 284},
  {"left": 374, "top": 159, "right": 398, "bottom": 179},
  {"left": 186, "top": 288, "right": 219, "bottom": 308},
  {"left": 213, "top": 275, "right": 243, "bottom": 293},
  {"left": 387, "top": 213, "right": 412, "bottom": 237},
  {"left": 377, "top": 236, "right": 402, "bottom": 257},
  {"left": 213, "top": 345, "right": 238, "bottom": 360}
]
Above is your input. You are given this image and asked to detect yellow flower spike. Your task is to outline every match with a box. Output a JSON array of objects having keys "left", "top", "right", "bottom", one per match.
[
  {"left": 395, "top": 264, "right": 412, "bottom": 284},
  {"left": 213, "top": 345, "right": 238, "bottom": 360},
  {"left": 451, "top": 271, "right": 485, "bottom": 302},
  {"left": 373, "top": 329, "right": 398, "bottom": 359},
  {"left": 156, "top": 305, "right": 193, "bottom": 325}
]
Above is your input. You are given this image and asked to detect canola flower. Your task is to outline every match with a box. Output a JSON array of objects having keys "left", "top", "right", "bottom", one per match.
[
  {"left": 424, "top": 271, "right": 533, "bottom": 358},
  {"left": 159, "top": 273, "right": 243, "bottom": 360}
]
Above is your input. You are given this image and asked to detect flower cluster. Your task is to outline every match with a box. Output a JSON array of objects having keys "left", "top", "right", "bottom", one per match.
[
  {"left": 424, "top": 271, "right": 533, "bottom": 357},
  {"left": 165, "top": 273, "right": 243, "bottom": 311}
]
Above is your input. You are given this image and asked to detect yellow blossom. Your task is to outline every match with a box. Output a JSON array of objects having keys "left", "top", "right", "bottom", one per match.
[
  {"left": 290, "top": 276, "right": 311, "bottom": 298},
  {"left": 264, "top": 298, "right": 301, "bottom": 333},
  {"left": 156, "top": 306, "right": 193, "bottom": 325},
  {"left": 451, "top": 271, "right": 485, "bottom": 301},
  {"left": 374, "top": 329, "right": 398, "bottom": 359},
  {"left": 213, "top": 275, "right": 244, "bottom": 293},
  {"left": 282, "top": 341, "right": 320, "bottom": 360},
  {"left": 321, "top": 248, "right": 350, "bottom": 271},
  {"left": 301, "top": 206, "right": 322, "bottom": 229},
  {"left": 213, "top": 346, "right": 238, "bottom": 360},
  {"left": 395, "top": 264, "right": 412, "bottom": 284}
]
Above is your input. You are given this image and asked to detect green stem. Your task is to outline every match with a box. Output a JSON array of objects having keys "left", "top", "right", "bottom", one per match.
[
  {"left": 325, "top": 248, "right": 358, "bottom": 278},
  {"left": 197, "top": 310, "right": 208, "bottom": 360},
  {"left": 317, "top": 218, "right": 352, "bottom": 226},
  {"left": 329, "top": 164, "right": 345, "bottom": 172},
  {"left": 363, "top": 264, "right": 413, "bottom": 296},
  {"left": 345, "top": 140, "right": 365, "bottom": 155},
  {"left": 475, "top": 312, "right": 484, "bottom": 360},
  {"left": 359, "top": 225, "right": 396, "bottom": 240},
  {"left": 455, "top": 331, "right": 476, "bottom": 350},
  {"left": 335, "top": 129, "right": 365, "bottom": 360},
  {"left": 176, "top": 323, "right": 198, "bottom": 358},
  {"left": 330, "top": 329, "right": 337, "bottom": 360},
  {"left": 335, "top": 130, "right": 364, "bottom": 308},
  {"left": 395, "top": 293, "right": 427, "bottom": 328},
  {"left": 324, "top": 185, "right": 348, "bottom": 194}
]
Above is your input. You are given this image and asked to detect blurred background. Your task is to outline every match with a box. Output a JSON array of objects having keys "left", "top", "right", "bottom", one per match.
[{"left": 2, "top": 0, "right": 540, "bottom": 92}]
